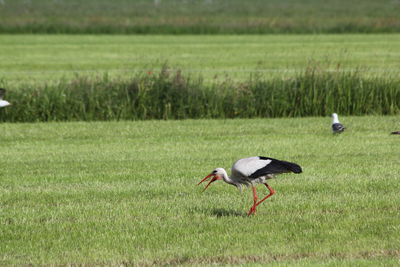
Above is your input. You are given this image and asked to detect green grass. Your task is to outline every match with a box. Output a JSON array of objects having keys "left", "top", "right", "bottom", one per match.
[
  {"left": 1, "top": 117, "right": 400, "bottom": 265},
  {"left": 0, "top": 0, "right": 400, "bottom": 34},
  {"left": 1, "top": 34, "right": 400, "bottom": 84}
]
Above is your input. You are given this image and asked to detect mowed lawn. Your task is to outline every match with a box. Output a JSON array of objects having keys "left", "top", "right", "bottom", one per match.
[
  {"left": 1, "top": 116, "right": 399, "bottom": 265},
  {"left": 1, "top": 34, "right": 400, "bottom": 84}
]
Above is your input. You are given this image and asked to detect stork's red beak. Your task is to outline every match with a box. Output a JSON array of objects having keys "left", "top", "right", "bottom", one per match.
[{"left": 198, "top": 173, "right": 221, "bottom": 192}]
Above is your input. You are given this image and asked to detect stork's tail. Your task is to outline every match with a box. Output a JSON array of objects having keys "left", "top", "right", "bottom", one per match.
[{"left": 280, "top": 160, "right": 302, "bottom": 174}]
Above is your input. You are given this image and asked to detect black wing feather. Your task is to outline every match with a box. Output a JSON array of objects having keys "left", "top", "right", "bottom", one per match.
[{"left": 249, "top": 156, "right": 302, "bottom": 178}]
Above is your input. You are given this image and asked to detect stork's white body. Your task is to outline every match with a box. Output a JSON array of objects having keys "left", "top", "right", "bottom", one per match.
[
  {"left": 229, "top": 156, "right": 301, "bottom": 188},
  {"left": 233, "top": 157, "right": 273, "bottom": 178},
  {"left": 231, "top": 157, "right": 274, "bottom": 188},
  {"left": 198, "top": 156, "right": 302, "bottom": 215}
]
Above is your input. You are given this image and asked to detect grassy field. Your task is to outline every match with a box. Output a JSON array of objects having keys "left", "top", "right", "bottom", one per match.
[
  {"left": 1, "top": 34, "right": 400, "bottom": 84},
  {"left": 0, "top": 0, "right": 400, "bottom": 34},
  {"left": 1, "top": 117, "right": 400, "bottom": 265}
]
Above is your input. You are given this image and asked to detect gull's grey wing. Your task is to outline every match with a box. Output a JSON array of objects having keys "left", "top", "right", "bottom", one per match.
[{"left": 332, "top": 123, "right": 345, "bottom": 133}]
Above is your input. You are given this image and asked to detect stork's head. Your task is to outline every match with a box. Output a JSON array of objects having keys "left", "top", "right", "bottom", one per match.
[{"left": 197, "top": 168, "right": 225, "bottom": 191}]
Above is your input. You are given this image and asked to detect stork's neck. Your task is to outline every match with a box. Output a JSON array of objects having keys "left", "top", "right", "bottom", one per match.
[
  {"left": 219, "top": 168, "right": 236, "bottom": 186},
  {"left": 332, "top": 114, "right": 340, "bottom": 124}
]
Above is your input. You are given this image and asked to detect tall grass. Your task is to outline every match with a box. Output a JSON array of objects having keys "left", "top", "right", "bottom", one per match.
[
  {"left": 1, "top": 66, "right": 399, "bottom": 122},
  {"left": 0, "top": 0, "right": 400, "bottom": 34}
]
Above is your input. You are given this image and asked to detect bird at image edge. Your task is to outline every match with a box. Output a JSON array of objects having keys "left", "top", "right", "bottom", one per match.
[
  {"left": 0, "top": 88, "right": 11, "bottom": 108},
  {"left": 198, "top": 156, "right": 302, "bottom": 216}
]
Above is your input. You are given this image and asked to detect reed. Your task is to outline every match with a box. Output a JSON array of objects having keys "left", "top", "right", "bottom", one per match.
[{"left": 1, "top": 66, "right": 399, "bottom": 122}]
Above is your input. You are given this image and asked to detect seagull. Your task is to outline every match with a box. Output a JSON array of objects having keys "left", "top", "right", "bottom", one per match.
[
  {"left": 0, "top": 88, "right": 11, "bottom": 108},
  {"left": 198, "top": 156, "right": 302, "bottom": 216},
  {"left": 331, "top": 113, "right": 345, "bottom": 134}
]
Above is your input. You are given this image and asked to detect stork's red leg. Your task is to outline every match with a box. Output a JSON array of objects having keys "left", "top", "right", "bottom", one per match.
[
  {"left": 255, "top": 184, "right": 275, "bottom": 207},
  {"left": 247, "top": 186, "right": 258, "bottom": 216}
]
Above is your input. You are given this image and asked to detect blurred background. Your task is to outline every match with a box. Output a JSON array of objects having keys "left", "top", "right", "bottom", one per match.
[{"left": 1, "top": 0, "right": 399, "bottom": 34}]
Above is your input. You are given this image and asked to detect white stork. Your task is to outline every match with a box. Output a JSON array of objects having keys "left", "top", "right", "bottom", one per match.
[
  {"left": 198, "top": 156, "right": 302, "bottom": 216},
  {"left": 0, "top": 88, "right": 11, "bottom": 108},
  {"left": 331, "top": 113, "right": 345, "bottom": 134}
]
